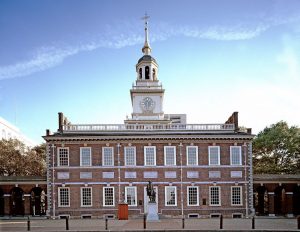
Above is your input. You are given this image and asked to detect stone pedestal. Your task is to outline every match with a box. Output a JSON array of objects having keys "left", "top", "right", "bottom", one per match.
[{"left": 146, "top": 202, "right": 159, "bottom": 221}]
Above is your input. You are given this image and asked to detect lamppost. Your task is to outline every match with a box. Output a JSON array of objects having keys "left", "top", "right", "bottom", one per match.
[{"left": 51, "top": 144, "right": 56, "bottom": 219}]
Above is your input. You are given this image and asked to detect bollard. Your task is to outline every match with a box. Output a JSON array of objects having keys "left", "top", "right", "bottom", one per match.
[
  {"left": 143, "top": 214, "right": 146, "bottom": 229},
  {"left": 182, "top": 217, "right": 185, "bottom": 229},
  {"left": 65, "top": 217, "right": 69, "bottom": 230},
  {"left": 297, "top": 216, "right": 300, "bottom": 230},
  {"left": 252, "top": 217, "right": 255, "bottom": 229},
  {"left": 27, "top": 216, "right": 31, "bottom": 231},
  {"left": 219, "top": 215, "right": 223, "bottom": 229},
  {"left": 105, "top": 218, "right": 108, "bottom": 230}
]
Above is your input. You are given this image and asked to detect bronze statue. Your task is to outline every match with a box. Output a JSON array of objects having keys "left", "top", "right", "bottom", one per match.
[{"left": 146, "top": 181, "right": 156, "bottom": 203}]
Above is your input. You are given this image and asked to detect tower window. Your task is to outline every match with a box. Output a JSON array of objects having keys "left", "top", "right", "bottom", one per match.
[
  {"left": 139, "top": 68, "right": 142, "bottom": 79},
  {"left": 145, "top": 66, "right": 150, "bottom": 79}
]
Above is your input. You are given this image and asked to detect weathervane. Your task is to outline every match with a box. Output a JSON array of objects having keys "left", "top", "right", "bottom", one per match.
[{"left": 141, "top": 12, "right": 150, "bottom": 25}]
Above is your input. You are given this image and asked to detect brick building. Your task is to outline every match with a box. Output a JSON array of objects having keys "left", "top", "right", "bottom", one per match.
[{"left": 43, "top": 19, "right": 255, "bottom": 219}]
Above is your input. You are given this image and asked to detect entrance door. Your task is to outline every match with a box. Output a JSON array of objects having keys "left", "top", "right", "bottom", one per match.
[{"left": 144, "top": 186, "right": 158, "bottom": 214}]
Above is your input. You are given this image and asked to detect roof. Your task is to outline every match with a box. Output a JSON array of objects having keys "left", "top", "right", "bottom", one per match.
[
  {"left": 138, "top": 55, "right": 157, "bottom": 64},
  {"left": 253, "top": 174, "right": 300, "bottom": 182},
  {"left": 0, "top": 176, "right": 46, "bottom": 183}
]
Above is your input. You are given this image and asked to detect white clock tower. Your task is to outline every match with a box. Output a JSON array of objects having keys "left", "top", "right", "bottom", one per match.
[{"left": 125, "top": 15, "right": 170, "bottom": 125}]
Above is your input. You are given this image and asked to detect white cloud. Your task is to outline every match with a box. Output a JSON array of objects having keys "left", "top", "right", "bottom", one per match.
[{"left": 1, "top": 13, "right": 299, "bottom": 81}]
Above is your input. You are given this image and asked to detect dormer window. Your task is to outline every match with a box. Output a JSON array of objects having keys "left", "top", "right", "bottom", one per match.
[{"left": 145, "top": 66, "right": 150, "bottom": 79}]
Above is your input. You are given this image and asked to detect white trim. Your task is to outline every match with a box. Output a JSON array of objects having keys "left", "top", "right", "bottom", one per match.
[
  {"left": 230, "top": 146, "right": 242, "bottom": 165},
  {"left": 209, "top": 186, "right": 221, "bottom": 206},
  {"left": 186, "top": 146, "right": 198, "bottom": 166},
  {"left": 144, "top": 146, "right": 156, "bottom": 166},
  {"left": 164, "top": 146, "right": 176, "bottom": 166},
  {"left": 208, "top": 146, "right": 220, "bottom": 166},
  {"left": 187, "top": 186, "right": 199, "bottom": 206},
  {"left": 58, "top": 187, "right": 70, "bottom": 207},
  {"left": 165, "top": 186, "right": 177, "bottom": 206},
  {"left": 285, "top": 192, "right": 293, "bottom": 195},
  {"left": 231, "top": 186, "right": 243, "bottom": 206},
  {"left": 80, "top": 147, "right": 92, "bottom": 166},
  {"left": 103, "top": 186, "right": 115, "bottom": 206},
  {"left": 80, "top": 187, "right": 92, "bottom": 207},
  {"left": 124, "top": 146, "right": 136, "bottom": 166},
  {"left": 102, "top": 147, "right": 114, "bottom": 166},
  {"left": 125, "top": 186, "right": 137, "bottom": 206},
  {"left": 57, "top": 147, "right": 69, "bottom": 166}
]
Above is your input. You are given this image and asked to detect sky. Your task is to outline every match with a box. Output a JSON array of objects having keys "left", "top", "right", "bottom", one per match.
[{"left": 0, "top": 0, "right": 300, "bottom": 144}]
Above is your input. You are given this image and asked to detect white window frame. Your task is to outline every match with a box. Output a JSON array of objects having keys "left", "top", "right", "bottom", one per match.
[
  {"left": 209, "top": 186, "right": 221, "bottom": 206},
  {"left": 58, "top": 187, "right": 70, "bottom": 207},
  {"left": 164, "top": 146, "right": 176, "bottom": 166},
  {"left": 57, "top": 147, "right": 69, "bottom": 166},
  {"left": 231, "top": 186, "right": 243, "bottom": 206},
  {"left": 124, "top": 146, "right": 136, "bottom": 166},
  {"left": 80, "top": 147, "right": 92, "bottom": 166},
  {"left": 103, "top": 187, "right": 115, "bottom": 206},
  {"left": 186, "top": 146, "right": 198, "bottom": 166},
  {"left": 144, "top": 146, "right": 156, "bottom": 166},
  {"left": 102, "top": 147, "right": 114, "bottom": 166},
  {"left": 125, "top": 186, "right": 137, "bottom": 206},
  {"left": 230, "top": 146, "right": 242, "bottom": 165},
  {"left": 187, "top": 186, "right": 199, "bottom": 206},
  {"left": 81, "top": 187, "right": 92, "bottom": 207},
  {"left": 165, "top": 186, "right": 177, "bottom": 206},
  {"left": 208, "top": 146, "right": 220, "bottom": 166}
]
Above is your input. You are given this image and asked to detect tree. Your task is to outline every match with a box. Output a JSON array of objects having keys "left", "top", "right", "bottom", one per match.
[
  {"left": 253, "top": 121, "right": 300, "bottom": 174},
  {"left": 0, "top": 139, "right": 46, "bottom": 176}
]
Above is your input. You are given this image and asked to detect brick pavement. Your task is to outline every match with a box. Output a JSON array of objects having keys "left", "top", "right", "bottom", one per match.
[{"left": 0, "top": 217, "right": 299, "bottom": 231}]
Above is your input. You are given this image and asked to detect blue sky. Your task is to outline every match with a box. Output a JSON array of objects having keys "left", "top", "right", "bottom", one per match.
[{"left": 0, "top": 0, "right": 300, "bottom": 144}]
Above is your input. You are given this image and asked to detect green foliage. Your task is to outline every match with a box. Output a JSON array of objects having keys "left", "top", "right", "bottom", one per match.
[
  {"left": 0, "top": 139, "right": 46, "bottom": 176},
  {"left": 253, "top": 121, "right": 300, "bottom": 174}
]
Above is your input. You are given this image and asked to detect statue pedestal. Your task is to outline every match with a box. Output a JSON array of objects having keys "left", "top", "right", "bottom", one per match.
[{"left": 147, "top": 202, "right": 159, "bottom": 221}]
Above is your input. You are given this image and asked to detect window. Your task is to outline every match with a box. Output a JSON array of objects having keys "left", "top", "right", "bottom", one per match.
[
  {"left": 125, "top": 186, "right": 137, "bottom": 206},
  {"left": 187, "top": 186, "right": 199, "bottom": 206},
  {"left": 58, "top": 187, "right": 70, "bottom": 207},
  {"left": 209, "top": 186, "right": 221, "bottom": 206},
  {"left": 144, "top": 146, "right": 156, "bottom": 166},
  {"left": 231, "top": 186, "right": 242, "bottom": 206},
  {"left": 230, "top": 146, "right": 242, "bottom": 165},
  {"left": 103, "top": 187, "right": 114, "bottom": 206},
  {"left": 164, "top": 146, "right": 176, "bottom": 166},
  {"left": 208, "top": 146, "right": 220, "bottom": 165},
  {"left": 165, "top": 186, "right": 177, "bottom": 206},
  {"left": 80, "top": 172, "right": 92, "bottom": 179},
  {"left": 102, "top": 147, "right": 114, "bottom": 166},
  {"left": 80, "top": 147, "right": 91, "bottom": 166},
  {"left": 81, "top": 187, "right": 92, "bottom": 207},
  {"left": 187, "top": 146, "right": 198, "bottom": 166},
  {"left": 58, "top": 148, "right": 69, "bottom": 166},
  {"left": 124, "top": 147, "right": 136, "bottom": 166}
]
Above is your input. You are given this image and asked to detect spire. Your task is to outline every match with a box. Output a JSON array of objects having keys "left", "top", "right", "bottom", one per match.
[{"left": 141, "top": 13, "right": 151, "bottom": 55}]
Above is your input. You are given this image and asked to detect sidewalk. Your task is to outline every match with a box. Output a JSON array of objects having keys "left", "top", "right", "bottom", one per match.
[{"left": 0, "top": 217, "right": 299, "bottom": 231}]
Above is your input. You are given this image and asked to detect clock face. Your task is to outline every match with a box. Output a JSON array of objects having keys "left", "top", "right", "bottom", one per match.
[{"left": 140, "top": 97, "right": 155, "bottom": 111}]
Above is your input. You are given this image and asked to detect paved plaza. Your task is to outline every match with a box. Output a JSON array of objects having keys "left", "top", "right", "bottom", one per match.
[{"left": 0, "top": 217, "right": 299, "bottom": 231}]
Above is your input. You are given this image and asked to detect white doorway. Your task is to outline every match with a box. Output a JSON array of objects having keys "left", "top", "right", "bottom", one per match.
[{"left": 144, "top": 186, "right": 158, "bottom": 213}]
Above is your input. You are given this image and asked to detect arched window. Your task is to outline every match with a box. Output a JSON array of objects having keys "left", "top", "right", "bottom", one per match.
[
  {"left": 145, "top": 66, "right": 150, "bottom": 80},
  {"left": 152, "top": 69, "right": 156, "bottom": 80},
  {"left": 139, "top": 68, "right": 142, "bottom": 79}
]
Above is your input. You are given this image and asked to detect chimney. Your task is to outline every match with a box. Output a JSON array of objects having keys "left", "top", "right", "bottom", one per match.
[{"left": 58, "top": 112, "right": 64, "bottom": 132}]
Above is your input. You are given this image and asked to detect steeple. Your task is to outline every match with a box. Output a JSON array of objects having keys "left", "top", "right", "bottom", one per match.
[{"left": 142, "top": 13, "right": 151, "bottom": 55}]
